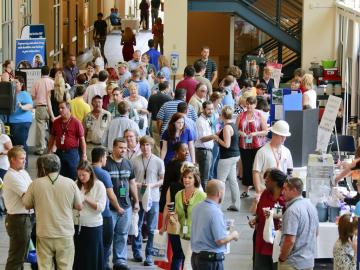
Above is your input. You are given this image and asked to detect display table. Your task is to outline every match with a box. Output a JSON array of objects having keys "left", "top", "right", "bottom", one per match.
[
  {"left": 122, "top": 19, "right": 140, "bottom": 32},
  {"left": 316, "top": 222, "right": 338, "bottom": 258}
]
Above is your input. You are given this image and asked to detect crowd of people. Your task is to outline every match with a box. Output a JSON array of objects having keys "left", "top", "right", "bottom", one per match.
[{"left": 0, "top": 8, "right": 344, "bottom": 270}]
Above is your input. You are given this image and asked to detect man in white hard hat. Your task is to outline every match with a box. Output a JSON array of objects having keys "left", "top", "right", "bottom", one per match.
[{"left": 252, "top": 120, "right": 293, "bottom": 199}]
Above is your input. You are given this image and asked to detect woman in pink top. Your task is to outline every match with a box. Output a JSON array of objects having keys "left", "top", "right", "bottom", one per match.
[{"left": 236, "top": 95, "right": 268, "bottom": 198}]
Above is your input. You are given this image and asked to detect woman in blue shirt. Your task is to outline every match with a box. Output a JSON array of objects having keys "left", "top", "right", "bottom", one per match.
[
  {"left": 160, "top": 113, "right": 195, "bottom": 165},
  {"left": 9, "top": 77, "right": 33, "bottom": 156},
  {"left": 158, "top": 55, "right": 171, "bottom": 81}
]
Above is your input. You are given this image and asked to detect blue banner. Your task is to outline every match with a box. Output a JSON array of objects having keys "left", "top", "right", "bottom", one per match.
[
  {"left": 15, "top": 38, "right": 46, "bottom": 69},
  {"left": 20, "top": 24, "right": 45, "bottom": 39}
]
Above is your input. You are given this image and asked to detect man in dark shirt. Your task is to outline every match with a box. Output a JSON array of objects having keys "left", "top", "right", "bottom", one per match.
[
  {"left": 150, "top": 0, "right": 161, "bottom": 26},
  {"left": 198, "top": 46, "right": 218, "bottom": 86},
  {"left": 63, "top": 55, "right": 79, "bottom": 87},
  {"left": 104, "top": 137, "right": 139, "bottom": 270},
  {"left": 93, "top": 12, "right": 108, "bottom": 58},
  {"left": 148, "top": 81, "right": 172, "bottom": 156}
]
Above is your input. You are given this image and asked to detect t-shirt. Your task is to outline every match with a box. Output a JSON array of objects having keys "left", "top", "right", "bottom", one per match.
[
  {"left": 0, "top": 134, "right": 11, "bottom": 170},
  {"left": 93, "top": 166, "right": 113, "bottom": 217},
  {"left": 22, "top": 173, "right": 82, "bottom": 238},
  {"left": 253, "top": 142, "right": 293, "bottom": 191},
  {"left": 176, "top": 77, "right": 199, "bottom": 103},
  {"left": 9, "top": 91, "right": 33, "bottom": 123},
  {"left": 281, "top": 197, "right": 319, "bottom": 269},
  {"left": 104, "top": 156, "right": 135, "bottom": 209},
  {"left": 123, "top": 80, "right": 151, "bottom": 99},
  {"left": 132, "top": 154, "right": 165, "bottom": 202},
  {"left": 51, "top": 116, "right": 85, "bottom": 150},
  {"left": 304, "top": 89, "right": 317, "bottom": 109},
  {"left": 125, "top": 96, "right": 148, "bottom": 129},
  {"left": 94, "top": 19, "right": 107, "bottom": 37},
  {"left": 69, "top": 97, "right": 91, "bottom": 122},
  {"left": 162, "top": 128, "right": 194, "bottom": 164},
  {"left": 146, "top": 48, "right": 161, "bottom": 70},
  {"left": 3, "top": 168, "right": 33, "bottom": 214},
  {"left": 199, "top": 58, "right": 217, "bottom": 81},
  {"left": 148, "top": 92, "right": 172, "bottom": 121}
]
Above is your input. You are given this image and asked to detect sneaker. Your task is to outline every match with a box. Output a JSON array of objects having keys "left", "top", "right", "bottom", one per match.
[
  {"left": 133, "top": 255, "right": 143, "bottom": 262},
  {"left": 144, "top": 260, "right": 154, "bottom": 266},
  {"left": 240, "top": 192, "right": 249, "bottom": 198},
  {"left": 113, "top": 263, "right": 130, "bottom": 270},
  {"left": 227, "top": 205, "right": 239, "bottom": 212}
]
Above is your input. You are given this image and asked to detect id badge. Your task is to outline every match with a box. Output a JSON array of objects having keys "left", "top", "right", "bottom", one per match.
[
  {"left": 245, "top": 135, "right": 253, "bottom": 144},
  {"left": 119, "top": 187, "right": 126, "bottom": 198},
  {"left": 61, "top": 134, "right": 65, "bottom": 145},
  {"left": 182, "top": 225, "right": 188, "bottom": 235}
]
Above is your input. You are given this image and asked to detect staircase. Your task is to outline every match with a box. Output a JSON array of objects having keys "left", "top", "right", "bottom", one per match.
[{"left": 188, "top": 0, "right": 303, "bottom": 81}]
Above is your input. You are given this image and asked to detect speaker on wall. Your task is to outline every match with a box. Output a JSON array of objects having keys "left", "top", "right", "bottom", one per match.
[{"left": 0, "top": 81, "right": 17, "bottom": 115}]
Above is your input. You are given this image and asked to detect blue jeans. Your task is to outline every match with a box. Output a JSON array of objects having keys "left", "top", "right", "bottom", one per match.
[
  {"left": 56, "top": 148, "right": 80, "bottom": 180},
  {"left": 111, "top": 207, "right": 132, "bottom": 265},
  {"left": 209, "top": 143, "right": 220, "bottom": 179},
  {"left": 103, "top": 216, "right": 113, "bottom": 270},
  {"left": 10, "top": 122, "right": 31, "bottom": 167},
  {"left": 132, "top": 202, "right": 159, "bottom": 262}
]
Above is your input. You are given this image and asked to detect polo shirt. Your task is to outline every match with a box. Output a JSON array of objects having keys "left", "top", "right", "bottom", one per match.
[
  {"left": 148, "top": 92, "right": 172, "bottom": 121},
  {"left": 104, "top": 156, "right": 135, "bottom": 209},
  {"left": 191, "top": 199, "right": 227, "bottom": 253},
  {"left": 126, "top": 144, "right": 141, "bottom": 161},
  {"left": 22, "top": 173, "right": 82, "bottom": 238},
  {"left": 83, "top": 109, "right": 112, "bottom": 144},
  {"left": 132, "top": 154, "right": 165, "bottom": 202},
  {"left": 3, "top": 168, "right": 33, "bottom": 214},
  {"left": 103, "top": 116, "right": 140, "bottom": 152},
  {"left": 157, "top": 100, "right": 197, "bottom": 135},
  {"left": 51, "top": 116, "right": 84, "bottom": 150},
  {"left": 9, "top": 91, "right": 33, "bottom": 123},
  {"left": 146, "top": 48, "right": 161, "bottom": 70},
  {"left": 195, "top": 114, "right": 214, "bottom": 149},
  {"left": 69, "top": 97, "right": 91, "bottom": 122},
  {"left": 31, "top": 76, "right": 54, "bottom": 106},
  {"left": 198, "top": 58, "right": 217, "bottom": 81},
  {"left": 255, "top": 190, "right": 285, "bottom": 255},
  {"left": 93, "top": 166, "right": 113, "bottom": 218},
  {"left": 281, "top": 196, "right": 319, "bottom": 269},
  {"left": 176, "top": 77, "right": 198, "bottom": 103}
]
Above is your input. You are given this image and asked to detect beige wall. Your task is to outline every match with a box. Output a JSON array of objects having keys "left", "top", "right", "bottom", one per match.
[
  {"left": 302, "top": 0, "right": 336, "bottom": 71},
  {"left": 187, "top": 12, "right": 231, "bottom": 81},
  {"left": 164, "top": 0, "right": 188, "bottom": 74}
]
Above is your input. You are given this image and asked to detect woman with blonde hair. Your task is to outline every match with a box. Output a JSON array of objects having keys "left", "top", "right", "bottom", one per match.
[
  {"left": 158, "top": 55, "right": 171, "bottom": 81},
  {"left": 50, "top": 76, "right": 70, "bottom": 118},
  {"left": 302, "top": 73, "right": 317, "bottom": 109},
  {"left": 121, "top": 27, "right": 136, "bottom": 62},
  {"left": 93, "top": 47, "right": 105, "bottom": 71}
]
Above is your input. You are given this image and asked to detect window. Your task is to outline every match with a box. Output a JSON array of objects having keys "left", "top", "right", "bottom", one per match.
[
  {"left": 53, "top": 0, "right": 61, "bottom": 62},
  {"left": 21, "top": 0, "right": 32, "bottom": 26},
  {"left": 2, "top": 0, "right": 14, "bottom": 61}
]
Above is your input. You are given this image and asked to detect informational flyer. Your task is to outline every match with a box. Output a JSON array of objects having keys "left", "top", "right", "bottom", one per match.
[{"left": 15, "top": 38, "right": 46, "bottom": 69}]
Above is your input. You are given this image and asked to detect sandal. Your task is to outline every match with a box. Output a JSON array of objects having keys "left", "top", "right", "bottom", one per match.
[{"left": 240, "top": 192, "right": 249, "bottom": 198}]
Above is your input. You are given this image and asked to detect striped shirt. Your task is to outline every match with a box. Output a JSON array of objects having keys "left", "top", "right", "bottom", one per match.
[
  {"left": 156, "top": 100, "right": 197, "bottom": 135},
  {"left": 199, "top": 58, "right": 217, "bottom": 81}
]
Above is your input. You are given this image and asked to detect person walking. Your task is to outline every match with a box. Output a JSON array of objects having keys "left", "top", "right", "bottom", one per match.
[
  {"left": 93, "top": 12, "right": 108, "bottom": 59},
  {"left": 3, "top": 146, "right": 33, "bottom": 270},
  {"left": 195, "top": 101, "right": 217, "bottom": 189},
  {"left": 236, "top": 95, "right": 268, "bottom": 198},
  {"left": 216, "top": 106, "right": 241, "bottom": 212},
  {"left": 121, "top": 27, "right": 136, "bottom": 62},
  {"left": 48, "top": 101, "right": 87, "bottom": 180},
  {"left": 152, "top": 18, "right": 164, "bottom": 54},
  {"left": 150, "top": 0, "right": 161, "bottom": 26},
  {"left": 103, "top": 137, "right": 140, "bottom": 270},
  {"left": 191, "top": 180, "right": 239, "bottom": 270},
  {"left": 73, "top": 161, "right": 107, "bottom": 270},
  {"left": 139, "top": 0, "right": 150, "bottom": 30},
  {"left": 278, "top": 178, "right": 319, "bottom": 270},
  {"left": 131, "top": 136, "right": 164, "bottom": 266},
  {"left": 22, "top": 154, "right": 83, "bottom": 270}
]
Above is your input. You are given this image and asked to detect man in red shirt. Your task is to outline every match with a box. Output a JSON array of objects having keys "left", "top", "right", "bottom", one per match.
[
  {"left": 176, "top": 65, "right": 198, "bottom": 103},
  {"left": 48, "top": 101, "right": 86, "bottom": 180}
]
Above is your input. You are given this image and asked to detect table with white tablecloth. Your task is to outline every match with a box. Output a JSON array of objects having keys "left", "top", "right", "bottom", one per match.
[{"left": 316, "top": 222, "right": 338, "bottom": 258}]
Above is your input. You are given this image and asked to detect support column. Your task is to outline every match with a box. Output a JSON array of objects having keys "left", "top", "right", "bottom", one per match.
[{"left": 164, "top": 0, "right": 188, "bottom": 74}]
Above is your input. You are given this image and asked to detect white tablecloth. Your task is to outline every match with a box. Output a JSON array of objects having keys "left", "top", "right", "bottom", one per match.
[{"left": 316, "top": 222, "right": 338, "bottom": 258}]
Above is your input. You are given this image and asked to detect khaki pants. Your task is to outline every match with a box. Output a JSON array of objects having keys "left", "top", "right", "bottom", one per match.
[
  {"left": 37, "top": 236, "right": 74, "bottom": 270},
  {"left": 35, "top": 106, "right": 49, "bottom": 151},
  {"left": 278, "top": 261, "right": 313, "bottom": 270},
  {"left": 151, "top": 120, "right": 161, "bottom": 157},
  {"left": 180, "top": 238, "right": 192, "bottom": 270}
]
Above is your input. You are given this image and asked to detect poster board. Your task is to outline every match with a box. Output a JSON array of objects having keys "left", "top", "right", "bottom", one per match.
[{"left": 15, "top": 38, "right": 46, "bottom": 69}]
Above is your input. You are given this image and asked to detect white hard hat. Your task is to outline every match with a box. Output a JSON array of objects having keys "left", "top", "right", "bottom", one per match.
[{"left": 270, "top": 120, "right": 291, "bottom": 137}]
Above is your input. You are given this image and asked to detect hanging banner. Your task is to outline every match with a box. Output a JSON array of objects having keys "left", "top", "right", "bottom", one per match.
[
  {"left": 15, "top": 38, "right": 46, "bottom": 69},
  {"left": 20, "top": 24, "right": 46, "bottom": 39}
]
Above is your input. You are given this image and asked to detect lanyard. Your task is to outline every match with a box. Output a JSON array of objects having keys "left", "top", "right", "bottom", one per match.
[
  {"left": 270, "top": 145, "right": 282, "bottom": 168},
  {"left": 47, "top": 174, "right": 59, "bottom": 185},
  {"left": 61, "top": 116, "right": 72, "bottom": 135},
  {"left": 141, "top": 154, "right": 152, "bottom": 180},
  {"left": 112, "top": 156, "right": 125, "bottom": 188}
]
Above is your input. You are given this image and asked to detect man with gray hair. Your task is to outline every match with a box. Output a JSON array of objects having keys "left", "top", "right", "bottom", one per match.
[
  {"left": 23, "top": 154, "right": 83, "bottom": 270},
  {"left": 278, "top": 178, "right": 318, "bottom": 270},
  {"left": 190, "top": 180, "right": 239, "bottom": 270},
  {"left": 127, "top": 50, "right": 143, "bottom": 71}
]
